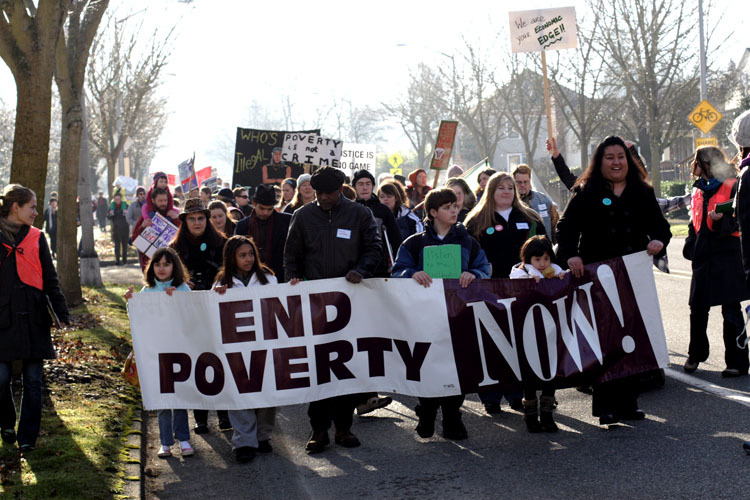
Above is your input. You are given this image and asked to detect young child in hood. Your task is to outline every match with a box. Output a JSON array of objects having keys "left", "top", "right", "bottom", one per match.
[
  {"left": 141, "top": 172, "right": 178, "bottom": 223},
  {"left": 509, "top": 235, "right": 566, "bottom": 282}
]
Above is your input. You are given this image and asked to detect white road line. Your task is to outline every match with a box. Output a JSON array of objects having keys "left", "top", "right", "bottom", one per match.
[{"left": 664, "top": 367, "right": 750, "bottom": 408}]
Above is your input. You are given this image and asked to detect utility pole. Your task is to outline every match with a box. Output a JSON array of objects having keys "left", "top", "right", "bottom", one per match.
[{"left": 698, "top": 0, "right": 708, "bottom": 140}]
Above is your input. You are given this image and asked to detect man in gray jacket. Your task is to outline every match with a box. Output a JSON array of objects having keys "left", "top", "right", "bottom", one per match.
[{"left": 126, "top": 186, "right": 146, "bottom": 236}]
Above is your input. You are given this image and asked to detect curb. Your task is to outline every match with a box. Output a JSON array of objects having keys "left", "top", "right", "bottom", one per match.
[{"left": 122, "top": 409, "right": 144, "bottom": 500}]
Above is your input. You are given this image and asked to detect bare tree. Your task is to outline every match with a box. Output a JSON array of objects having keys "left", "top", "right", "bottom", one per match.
[
  {"left": 382, "top": 63, "right": 443, "bottom": 170},
  {"left": 590, "top": 0, "right": 701, "bottom": 195},
  {"left": 549, "top": 11, "right": 623, "bottom": 169},
  {"left": 0, "top": 0, "right": 69, "bottom": 215},
  {"left": 86, "top": 10, "right": 173, "bottom": 195},
  {"left": 330, "top": 98, "right": 384, "bottom": 145},
  {"left": 439, "top": 41, "right": 504, "bottom": 163},
  {"left": 493, "top": 56, "right": 547, "bottom": 170},
  {"left": 54, "top": 0, "right": 108, "bottom": 304}
]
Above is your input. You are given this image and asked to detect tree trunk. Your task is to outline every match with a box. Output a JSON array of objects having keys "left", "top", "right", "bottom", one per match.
[
  {"left": 107, "top": 155, "right": 116, "bottom": 198},
  {"left": 649, "top": 134, "right": 662, "bottom": 197},
  {"left": 79, "top": 98, "right": 102, "bottom": 287},
  {"left": 9, "top": 76, "right": 54, "bottom": 227},
  {"left": 57, "top": 91, "right": 85, "bottom": 305}
]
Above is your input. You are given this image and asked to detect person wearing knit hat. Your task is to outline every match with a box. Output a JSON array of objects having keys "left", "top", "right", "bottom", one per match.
[
  {"left": 141, "top": 172, "right": 176, "bottom": 225},
  {"left": 447, "top": 164, "right": 464, "bottom": 179},
  {"left": 284, "top": 166, "right": 383, "bottom": 454},
  {"left": 216, "top": 187, "right": 236, "bottom": 207},
  {"left": 283, "top": 173, "right": 315, "bottom": 214}
]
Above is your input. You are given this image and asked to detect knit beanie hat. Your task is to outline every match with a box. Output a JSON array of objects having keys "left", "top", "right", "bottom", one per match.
[{"left": 730, "top": 109, "right": 750, "bottom": 148}]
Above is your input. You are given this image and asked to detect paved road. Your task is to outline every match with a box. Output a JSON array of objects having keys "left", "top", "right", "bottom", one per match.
[{"left": 142, "top": 238, "right": 750, "bottom": 499}]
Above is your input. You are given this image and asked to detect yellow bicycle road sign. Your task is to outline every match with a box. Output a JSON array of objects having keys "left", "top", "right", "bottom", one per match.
[{"left": 689, "top": 100, "right": 722, "bottom": 134}]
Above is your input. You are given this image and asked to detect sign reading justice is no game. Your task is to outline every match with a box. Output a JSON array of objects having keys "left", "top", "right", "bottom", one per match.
[{"left": 509, "top": 7, "right": 578, "bottom": 53}]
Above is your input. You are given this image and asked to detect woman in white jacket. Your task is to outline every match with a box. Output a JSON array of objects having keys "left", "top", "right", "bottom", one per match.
[{"left": 214, "top": 235, "right": 277, "bottom": 463}]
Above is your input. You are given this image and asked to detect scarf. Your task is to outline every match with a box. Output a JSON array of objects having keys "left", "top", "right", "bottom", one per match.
[
  {"left": 698, "top": 177, "right": 721, "bottom": 192},
  {"left": 0, "top": 217, "right": 22, "bottom": 243}
]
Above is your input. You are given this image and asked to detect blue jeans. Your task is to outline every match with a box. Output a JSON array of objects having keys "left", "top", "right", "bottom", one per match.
[
  {"left": 0, "top": 360, "right": 44, "bottom": 447},
  {"left": 157, "top": 409, "right": 190, "bottom": 446}
]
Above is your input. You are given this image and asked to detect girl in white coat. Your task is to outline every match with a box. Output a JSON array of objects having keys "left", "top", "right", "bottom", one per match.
[{"left": 214, "top": 235, "right": 277, "bottom": 463}]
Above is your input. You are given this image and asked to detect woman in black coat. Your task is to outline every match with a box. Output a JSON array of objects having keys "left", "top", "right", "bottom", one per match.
[
  {"left": 682, "top": 147, "right": 748, "bottom": 377},
  {"left": 556, "top": 136, "right": 671, "bottom": 426},
  {"left": 0, "top": 185, "right": 70, "bottom": 452},
  {"left": 169, "top": 198, "right": 229, "bottom": 433}
]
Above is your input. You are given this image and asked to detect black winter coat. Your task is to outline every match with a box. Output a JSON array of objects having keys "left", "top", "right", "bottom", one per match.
[
  {"left": 0, "top": 224, "right": 70, "bottom": 362},
  {"left": 683, "top": 180, "right": 748, "bottom": 307},
  {"left": 466, "top": 208, "right": 547, "bottom": 278},
  {"left": 284, "top": 196, "right": 382, "bottom": 281},
  {"left": 735, "top": 165, "right": 750, "bottom": 287},
  {"left": 356, "top": 195, "right": 403, "bottom": 276},
  {"left": 171, "top": 235, "right": 226, "bottom": 291},
  {"left": 234, "top": 210, "right": 291, "bottom": 282},
  {"left": 556, "top": 181, "right": 671, "bottom": 266}
]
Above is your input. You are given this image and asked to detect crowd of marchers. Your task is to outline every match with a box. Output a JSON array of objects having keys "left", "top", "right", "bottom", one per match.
[{"left": 3, "top": 110, "right": 750, "bottom": 463}]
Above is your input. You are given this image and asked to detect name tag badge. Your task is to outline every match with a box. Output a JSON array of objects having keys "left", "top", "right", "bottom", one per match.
[
  {"left": 516, "top": 222, "right": 529, "bottom": 230},
  {"left": 538, "top": 203, "right": 547, "bottom": 210},
  {"left": 336, "top": 229, "right": 352, "bottom": 240},
  {"left": 539, "top": 210, "right": 548, "bottom": 217}
]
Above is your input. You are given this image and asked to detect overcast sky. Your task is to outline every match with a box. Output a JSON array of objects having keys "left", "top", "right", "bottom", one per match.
[{"left": 0, "top": 0, "right": 745, "bottom": 182}]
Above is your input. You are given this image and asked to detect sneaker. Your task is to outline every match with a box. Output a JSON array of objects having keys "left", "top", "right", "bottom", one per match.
[
  {"left": 19, "top": 443, "right": 35, "bottom": 453},
  {"left": 1, "top": 429, "right": 16, "bottom": 444},
  {"left": 179, "top": 441, "right": 194, "bottom": 457},
  {"left": 683, "top": 359, "right": 699, "bottom": 373},
  {"left": 599, "top": 413, "right": 618, "bottom": 425},
  {"left": 257, "top": 439, "right": 273, "bottom": 453},
  {"left": 193, "top": 423, "right": 209, "bottom": 434},
  {"left": 157, "top": 445, "right": 172, "bottom": 458},
  {"left": 305, "top": 430, "right": 330, "bottom": 454},
  {"left": 235, "top": 446, "right": 255, "bottom": 463},
  {"left": 356, "top": 396, "right": 393, "bottom": 416}
]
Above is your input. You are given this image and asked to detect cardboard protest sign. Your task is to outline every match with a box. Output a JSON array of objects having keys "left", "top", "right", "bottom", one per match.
[
  {"left": 509, "top": 7, "right": 578, "bottom": 53},
  {"left": 178, "top": 155, "right": 197, "bottom": 192},
  {"left": 129, "top": 251, "right": 668, "bottom": 410},
  {"left": 281, "top": 132, "right": 343, "bottom": 168},
  {"left": 430, "top": 121, "right": 458, "bottom": 170},
  {"left": 340, "top": 143, "right": 376, "bottom": 179},
  {"left": 423, "top": 244, "right": 462, "bottom": 279},
  {"left": 133, "top": 213, "right": 179, "bottom": 258},
  {"left": 232, "top": 128, "right": 320, "bottom": 188}
]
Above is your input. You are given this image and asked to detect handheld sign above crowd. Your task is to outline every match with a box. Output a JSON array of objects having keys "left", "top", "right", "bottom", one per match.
[
  {"left": 340, "top": 143, "right": 376, "bottom": 180},
  {"left": 423, "top": 244, "right": 462, "bottom": 279},
  {"left": 232, "top": 127, "right": 320, "bottom": 188},
  {"left": 508, "top": 7, "right": 578, "bottom": 53},
  {"left": 178, "top": 154, "right": 197, "bottom": 192},
  {"left": 430, "top": 121, "right": 459, "bottom": 171},
  {"left": 133, "top": 213, "right": 179, "bottom": 258},
  {"left": 508, "top": 7, "right": 578, "bottom": 141},
  {"left": 281, "top": 133, "right": 344, "bottom": 168}
]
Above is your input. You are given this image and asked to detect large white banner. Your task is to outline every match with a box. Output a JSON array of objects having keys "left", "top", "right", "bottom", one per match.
[
  {"left": 339, "top": 143, "right": 376, "bottom": 180},
  {"left": 509, "top": 7, "right": 578, "bottom": 53},
  {"left": 129, "top": 252, "right": 668, "bottom": 410}
]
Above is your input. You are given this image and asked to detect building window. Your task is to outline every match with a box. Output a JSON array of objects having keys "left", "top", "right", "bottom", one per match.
[{"left": 507, "top": 154, "right": 523, "bottom": 171}]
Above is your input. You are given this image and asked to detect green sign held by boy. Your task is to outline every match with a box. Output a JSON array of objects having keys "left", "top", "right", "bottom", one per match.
[{"left": 423, "top": 244, "right": 462, "bottom": 279}]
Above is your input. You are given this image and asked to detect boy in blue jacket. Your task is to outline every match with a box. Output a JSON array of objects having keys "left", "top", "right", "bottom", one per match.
[{"left": 392, "top": 188, "right": 490, "bottom": 440}]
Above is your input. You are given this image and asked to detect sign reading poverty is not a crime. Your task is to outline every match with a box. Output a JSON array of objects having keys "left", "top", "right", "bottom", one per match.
[
  {"left": 128, "top": 251, "right": 668, "bottom": 410},
  {"left": 509, "top": 7, "right": 578, "bottom": 53}
]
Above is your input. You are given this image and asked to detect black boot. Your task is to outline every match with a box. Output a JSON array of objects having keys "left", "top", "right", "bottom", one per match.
[
  {"left": 539, "top": 396, "right": 559, "bottom": 432},
  {"left": 415, "top": 404, "right": 436, "bottom": 438},
  {"left": 523, "top": 398, "right": 542, "bottom": 433},
  {"left": 442, "top": 413, "right": 468, "bottom": 440}
]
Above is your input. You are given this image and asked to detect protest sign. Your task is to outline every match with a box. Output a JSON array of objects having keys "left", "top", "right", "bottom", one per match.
[
  {"left": 129, "top": 251, "right": 668, "bottom": 410},
  {"left": 508, "top": 7, "right": 578, "bottom": 140},
  {"left": 508, "top": 7, "right": 578, "bottom": 53},
  {"left": 423, "top": 244, "right": 461, "bottom": 279},
  {"left": 430, "top": 121, "right": 458, "bottom": 171},
  {"left": 178, "top": 155, "right": 197, "bottom": 192},
  {"left": 233, "top": 128, "right": 320, "bottom": 188},
  {"left": 340, "top": 143, "right": 376, "bottom": 179},
  {"left": 133, "top": 213, "right": 179, "bottom": 258},
  {"left": 281, "top": 133, "right": 343, "bottom": 168}
]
